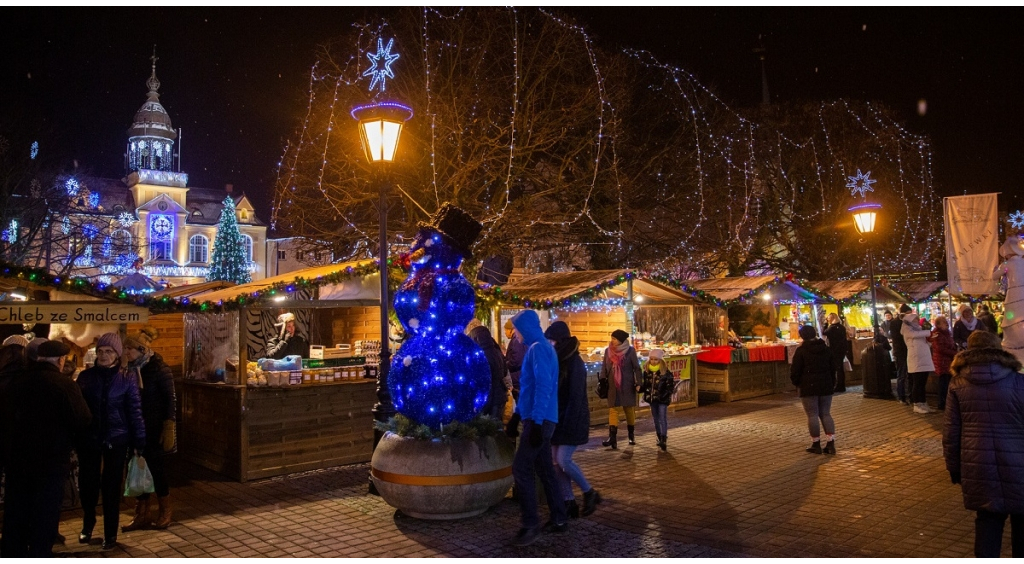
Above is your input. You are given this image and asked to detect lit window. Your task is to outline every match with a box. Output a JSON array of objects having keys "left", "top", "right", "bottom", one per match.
[
  {"left": 241, "top": 234, "right": 253, "bottom": 261},
  {"left": 149, "top": 215, "right": 173, "bottom": 261},
  {"left": 189, "top": 235, "right": 209, "bottom": 263}
]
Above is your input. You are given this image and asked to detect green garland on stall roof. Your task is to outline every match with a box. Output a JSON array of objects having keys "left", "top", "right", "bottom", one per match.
[{"left": 474, "top": 270, "right": 639, "bottom": 311}]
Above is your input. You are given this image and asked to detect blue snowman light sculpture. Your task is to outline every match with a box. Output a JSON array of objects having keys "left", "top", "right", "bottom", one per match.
[{"left": 390, "top": 203, "right": 490, "bottom": 429}]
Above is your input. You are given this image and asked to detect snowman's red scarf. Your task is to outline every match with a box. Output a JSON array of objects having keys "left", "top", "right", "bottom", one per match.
[{"left": 402, "top": 267, "right": 464, "bottom": 311}]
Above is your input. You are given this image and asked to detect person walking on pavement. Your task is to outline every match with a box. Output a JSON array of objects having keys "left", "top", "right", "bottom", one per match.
[
  {"left": 504, "top": 318, "right": 527, "bottom": 401},
  {"left": 902, "top": 309, "right": 937, "bottom": 414},
  {"left": 640, "top": 348, "right": 675, "bottom": 452},
  {"left": 76, "top": 332, "right": 146, "bottom": 550},
  {"left": 943, "top": 330, "right": 1024, "bottom": 557},
  {"left": 544, "top": 321, "right": 601, "bottom": 519},
  {"left": 505, "top": 310, "right": 567, "bottom": 546},
  {"left": 0, "top": 340, "right": 91, "bottom": 557},
  {"left": 790, "top": 325, "right": 837, "bottom": 455},
  {"left": 120, "top": 328, "right": 177, "bottom": 532},
  {"left": 927, "top": 315, "right": 957, "bottom": 411},
  {"left": 823, "top": 312, "right": 850, "bottom": 393},
  {"left": 953, "top": 304, "right": 985, "bottom": 351},
  {"left": 600, "top": 329, "right": 642, "bottom": 449},
  {"left": 891, "top": 304, "right": 912, "bottom": 404}
]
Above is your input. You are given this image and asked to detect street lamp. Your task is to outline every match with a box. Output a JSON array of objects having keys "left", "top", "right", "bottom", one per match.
[{"left": 850, "top": 201, "right": 882, "bottom": 336}]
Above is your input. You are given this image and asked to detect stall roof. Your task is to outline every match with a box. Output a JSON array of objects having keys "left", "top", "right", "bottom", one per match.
[
  {"left": 685, "top": 275, "right": 824, "bottom": 305},
  {"left": 495, "top": 270, "right": 699, "bottom": 306},
  {"left": 150, "top": 280, "right": 235, "bottom": 299},
  {"left": 807, "top": 279, "right": 909, "bottom": 304},
  {"left": 192, "top": 261, "right": 379, "bottom": 307},
  {"left": 890, "top": 280, "right": 948, "bottom": 303}
]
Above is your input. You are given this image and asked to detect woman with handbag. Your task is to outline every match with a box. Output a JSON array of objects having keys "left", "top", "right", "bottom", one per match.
[
  {"left": 640, "top": 349, "right": 675, "bottom": 451},
  {"left": 599, "top": 330, "right": 642, "bottom": 450},
  {"left": 76, "top": 333, "right": 145, "bottom": 550},
  {"left": 120, "top": 327, "right": 177, "bottom": 532}
]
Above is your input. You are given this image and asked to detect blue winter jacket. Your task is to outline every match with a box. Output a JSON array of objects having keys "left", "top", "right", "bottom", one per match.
[{"left": 511, "top": 310, "right": 559, "bottom": 425}]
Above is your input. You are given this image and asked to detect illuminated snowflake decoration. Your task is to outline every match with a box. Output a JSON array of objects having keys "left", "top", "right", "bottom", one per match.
[
  {"left": 362, "top": 37, "right": 400, "bottom": 93},
  {"left": 82, "top": 223, "right": 99, "bottom": 240},
  {"left": 102, "top": 236, "right": 113, "bottom": 257},
  {"left": 3, "top": 219, "right": 18, "bottom": 243},
  {"left": 846, "top": 169, "right": 877, "bottom": 198},
  {"left": 118, "top": 212, "right": 137, "bottom": 228},
  {"left": 30, "top": 141, "right": 38, "bottom": 160},
  {"left": 1010, "top": 210, "right": 1024, "bottom": 230},
  {"left": 65, "top": 177, "right": 80, "bottom": 196},
  {"left": 61, "top": 215, "right": 71, "bottom": 234},
  {"left": 88, "top": 192, "right": 100, "bottom": 208}
]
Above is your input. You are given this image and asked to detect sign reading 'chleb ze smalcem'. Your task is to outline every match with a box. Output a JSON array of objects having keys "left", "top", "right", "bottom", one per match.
[{"left": 0, "top": 303, "right": 149, "bottom": 324}]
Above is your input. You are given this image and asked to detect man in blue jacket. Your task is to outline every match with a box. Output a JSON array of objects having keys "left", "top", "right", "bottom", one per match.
[{"left": 506, "top": 309, "right": 567, "bottom": 546}]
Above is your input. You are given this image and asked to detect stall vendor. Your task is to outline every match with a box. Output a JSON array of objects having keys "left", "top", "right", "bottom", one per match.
[{"left": 266, "top": 313, "right": 310, "bottom": 359}]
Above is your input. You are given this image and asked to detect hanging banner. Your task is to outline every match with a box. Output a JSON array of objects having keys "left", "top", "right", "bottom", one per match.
[{"left": 944, "top": 194, "right": 1000, "bottom": 295}]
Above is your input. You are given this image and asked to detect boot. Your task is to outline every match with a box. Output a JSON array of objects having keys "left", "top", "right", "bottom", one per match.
[
  {"left": 823, "top": 440, "right": 836, "bottom": 455},
  {"left": 627, "top": 425, "right": 636, "bottom": 446},
  {"left": 121, "top": 498, "right": 151, "bottom": 532},
  {"left": 602, "top": 426, "right": 618, "bottom": 450},
  {"left": 806, "top": 441, "right": 822, "bottom": 454},
  {"left": 565, "top": 499, "right": 580, "bottom": 519},
  {"left": 153, "top": 495, "right": 173, "bottom": 529},
  {"left": 658, "top": 434, "right": 667, "bottom": 452},
  {"left": 582, "top": 489, "right": 602, "bottom": 516}
]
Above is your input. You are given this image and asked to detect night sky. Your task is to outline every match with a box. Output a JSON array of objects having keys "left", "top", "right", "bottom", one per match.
[{"left": 2, "top": 7, "right": 1021, "bottom": 228}]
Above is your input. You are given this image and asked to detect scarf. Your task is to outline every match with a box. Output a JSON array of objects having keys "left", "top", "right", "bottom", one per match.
[
  {"left": 607, "top": 339, "right": 630, "bottom": 388},
  {"left": 127, "top": 349, "right": 154, "bottom": 389},
  {"left": 960, "top": 316, "right": 978, "bottom": 331}
]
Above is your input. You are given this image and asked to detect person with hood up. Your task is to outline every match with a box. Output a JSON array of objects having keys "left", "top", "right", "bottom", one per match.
[
  {"left": 120, "top": 327, "right": 178, "bottom": 532},
  {"left": 504, "top": 309, "right": 567, "bottom": 546},
  {"left": 504, "top": 318, "right": 527, "bottom": 399},
  {"left": 823, "top": 312, "right": 851, "bottom": 393},
  {"left": 953, "top": 305, "right": 984, "bottom": 351},
  {"left": 599, "top": 329, "right": 642, "bottom": 450},
  {"left": 891, "top": 304, "right": 912, "bottom": 404},
  {"left": 640, "top": 348, "right": 675, "bottom": 451},
  {"left": 0, "top": 340, "right": 91, "bottom": 557},
  {"left": 943, "top": 330, "right": 1024, "bottom": 557},
  {"left": 790, "top": 325, "right": 837, "bottom": 454},
  {"left": 544, "top": 321, "right": 600, "bottom": 519},
  {"left": 902, "top": 309, "right": 937, "bottom": 414},
  {"left": 76, "top": 332, "right": 146, "bottom": 551},
  {"left": 927, "top": 315, "right": 957, "bottom": 411},
  {"left": 466, "top": 319, "right": 509, "bottom": 420}
]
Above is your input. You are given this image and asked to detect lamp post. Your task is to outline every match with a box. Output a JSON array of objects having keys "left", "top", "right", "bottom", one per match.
[{"left": 850, "top": 201, "right": 882, "bottom": 337}]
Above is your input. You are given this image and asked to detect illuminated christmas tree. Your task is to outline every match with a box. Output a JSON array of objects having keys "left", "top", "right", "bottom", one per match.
[{"left": 207, "top": 196, "right": 252, "bottom": 285}]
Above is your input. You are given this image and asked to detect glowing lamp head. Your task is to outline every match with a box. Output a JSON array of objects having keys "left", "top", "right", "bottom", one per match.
[
  {"left": 351, "top": 102, "right": 413, "bottom": 164},
  {"left": 849, "top": 201, "right": 882, "bottom": 235}
]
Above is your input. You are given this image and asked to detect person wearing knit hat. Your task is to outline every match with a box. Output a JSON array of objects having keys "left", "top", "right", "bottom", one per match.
[
  {"left": 504, "top": 317, "right": 527, "bottom": 399},
  {"left": 953, "top": 305, "right": 984, "bottom": 351},
  {"left": 600, "top": 329, "right": 642, "bottom": 449},
  {"left": 121, "top": 325, "right": 177, "bottom": 532},
  {"left": 96, "top": 333, "right": 123, "bottom": 358},
  {"left": 2, "top": 334, "right": 29, "bottom": 348},
  {"left": 640, "top": 349, "right": 675, "bottom": 451}
]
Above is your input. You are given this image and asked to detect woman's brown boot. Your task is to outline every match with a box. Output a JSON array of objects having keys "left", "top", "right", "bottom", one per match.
[
  {"left": 121, "top": 498, "right": 151, "bottom": 532},
  {"left": 153, "top": 495, "right": 173, "bottom": 529}
]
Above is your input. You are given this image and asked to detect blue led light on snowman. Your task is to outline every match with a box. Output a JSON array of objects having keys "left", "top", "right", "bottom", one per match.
[{"left": 390, "top": 203, "right": 490, "bottom": 429}]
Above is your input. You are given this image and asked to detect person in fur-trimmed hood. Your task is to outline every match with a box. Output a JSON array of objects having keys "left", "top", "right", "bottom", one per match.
[{"left": 943, "top": 330, "right": 1024, "bottom": 557}]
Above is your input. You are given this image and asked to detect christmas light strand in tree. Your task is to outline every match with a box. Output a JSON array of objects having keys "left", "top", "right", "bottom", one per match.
[{"left": 207, "top": 196, "right": 252, "bottom": 285}]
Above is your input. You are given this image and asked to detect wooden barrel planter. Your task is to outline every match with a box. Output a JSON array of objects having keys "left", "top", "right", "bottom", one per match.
[{"left": 370, "top": 432, "right": 515, "bottom": 520}]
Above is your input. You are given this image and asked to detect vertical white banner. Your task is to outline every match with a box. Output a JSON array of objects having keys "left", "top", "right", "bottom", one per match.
[{"left": 944, "top": 194, "right": 1000, "bottom": 295}]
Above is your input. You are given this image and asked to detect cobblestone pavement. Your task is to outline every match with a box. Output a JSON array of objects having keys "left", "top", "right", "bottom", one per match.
[{"left": 51, "top": 387, "right": 1005, "bottom": 558}]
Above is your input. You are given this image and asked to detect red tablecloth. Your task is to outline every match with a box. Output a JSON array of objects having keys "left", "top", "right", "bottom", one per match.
[
  {"left": 748, "top": 345, "right": 787, "bottom": 362},
  {"left": 696, "top": 346, "right": 735, "bottom": 364}
]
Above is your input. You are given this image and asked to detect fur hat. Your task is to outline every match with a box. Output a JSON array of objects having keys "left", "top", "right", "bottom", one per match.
[
  {"left": 417, "top": 203, "right": 483, "bottom": 258},
  {"left": 97, "top": 332, "right": 124, "bottom": 357},
  {"left": 967, "top": 330, "right": 1001, "bottom": 350},
  {"left": 611, "top": 329, "right": 630, "bottom": 344},
  {"left": 37, "top": 340, "right": 70, "bottom": 358},
  {"left": 648, "top": 348, "right": 665, "bottom": 361},
  {"left": 2, "top": 335, "right": 29, "bottom": 348},
  {"left": 465, "top": 318, "right": 484, "bottom": 335},
  {"left": 277, "top": 312, "right": 296, "bottom": 324},
  {"left": 544, "top": 321, "right": 571, "bottom": 342}
]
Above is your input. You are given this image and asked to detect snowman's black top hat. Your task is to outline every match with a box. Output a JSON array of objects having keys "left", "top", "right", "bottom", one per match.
[{"left": 418, "top": 203, "right": 483, "bottom": 258}]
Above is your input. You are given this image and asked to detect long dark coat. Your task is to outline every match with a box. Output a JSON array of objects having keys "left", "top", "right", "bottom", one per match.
[
  {"left": 139, "top": 352, "right": 177, "bottom": 455},
  {"left": 551, "top": 337, "right": 590, "bottom": 446},
  {"left": 789, "top": 338, "right": 835, "bottom": 397},
  {"left": 600, "top": 346, "right": 641, "bottom": 408}
]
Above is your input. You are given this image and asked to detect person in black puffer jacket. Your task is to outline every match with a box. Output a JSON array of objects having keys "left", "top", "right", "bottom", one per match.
[
  {"left": 640, "top": 348, "right": 675, "bottom": 451},
  {"left": 545, "top": 321, "right": 600, "bottom": 519},
  {"left": 76, "top": 332, "right": 145, "bottom": 551},
  {"left": 467, "top": 321, "right": 509, "bottom": 420},
  {"left": 790, "top": 325, "right": 837, "bottom": 455},
  {"left": 121, "top": 327, "right": 177, "bottom": 532},
  {"left": 943, "top": 330, "right": 1024, "bottom": 558}
]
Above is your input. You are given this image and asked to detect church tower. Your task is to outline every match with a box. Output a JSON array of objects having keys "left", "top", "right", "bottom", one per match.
[{"left": 126, "top": 48, "right": 178, "bottom": 173}]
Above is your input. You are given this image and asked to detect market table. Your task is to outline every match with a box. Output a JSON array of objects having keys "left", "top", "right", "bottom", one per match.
[{"left": 696, "top": 345, "right": 794, "bottom": 403}]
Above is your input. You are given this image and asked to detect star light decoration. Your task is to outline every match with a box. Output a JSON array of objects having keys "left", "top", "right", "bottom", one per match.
[
  {"left": 1009, "top": 210, "right": 1024, "bottom": 231},
  {"left": 846, "top": 169, "right": 877, "bottom": 199},
  {"left": 362, "top": 37, "right": 400, "bottom": 93},
  {"left": 118, "top": 212, "right": 137, "bottom": 228}
]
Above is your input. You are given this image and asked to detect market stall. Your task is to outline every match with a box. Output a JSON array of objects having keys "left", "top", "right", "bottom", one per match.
[
  {"left": 684, "top": 275, "right": 825, "bottom": 403},
  {"left": 178, "top": 261, "right": 383, "bottom": 481},
  {"left": 488, "top": 270, "right": 702, "bottom": 425}
]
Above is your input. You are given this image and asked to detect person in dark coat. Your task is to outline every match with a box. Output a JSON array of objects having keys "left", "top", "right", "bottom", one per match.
[
  {"left": 600, "top": 329, "right": 642, "bottom": 449},
  {"left": 976, "top": 304, "right": 1000, "bottom": 336},
  {"left": 943, "top": 330, "right": 1024, "bottom": 557},
  {"left": 927, "top": 315, "right": 957, "bottom": 411},
  {"left": 891, "top": 304, "right": 912, "bottom": 404},
  {"left": 76, "top": 332, "right": 146, "bottom": 551},
  {"left": 504, "top": 318, "right": 527, "bottom": 399},
  {"left": 953, "top": 304, "right": 985, "bottom": 351},
  {"left": 120, "top": 327, "right": 177, "bottom": 533},
  {"left": 0, "top": 340, "right": 91, "bottom": 558},
  {"left": 823, "top": 312, "right": 850, "bottom": 393},
  {"left": 790, "top": 325, "right": 837, "bottom": 454},
  {"left": 266, "top": 312, "right": 310, "bottom": 359},
  {"left": 880, "top": 310, "right": 894, "bottom": 339},
  {"left": 467, "top": 321, "right": 509, "bottom": 420},
  {"left": 640, "top": 348, "right": 675, "bottom": 451},
  {"left": 544, "top": 321, "right": 600, "bottom": 520}
]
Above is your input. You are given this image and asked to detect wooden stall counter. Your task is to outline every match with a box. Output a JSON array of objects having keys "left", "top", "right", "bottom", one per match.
[
  {"left": 696, "top": 345, "right": 794, "bottom": 403},
  {"left": 179, "top": 378, "right": 376, "bottom": 482}
]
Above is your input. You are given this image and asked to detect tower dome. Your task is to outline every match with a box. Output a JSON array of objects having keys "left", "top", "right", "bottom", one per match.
[{"left": 126, "top": 47, "right": 177, "bottom": 173}]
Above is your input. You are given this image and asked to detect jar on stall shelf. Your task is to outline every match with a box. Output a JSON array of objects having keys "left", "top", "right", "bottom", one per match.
[{"left": 302, "top": 368, "right": 313, "bottom": 385}]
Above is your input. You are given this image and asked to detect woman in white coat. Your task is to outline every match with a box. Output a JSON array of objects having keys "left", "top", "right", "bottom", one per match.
[{"left": 901, "top": 310, "right": 936, "bottom": 414}]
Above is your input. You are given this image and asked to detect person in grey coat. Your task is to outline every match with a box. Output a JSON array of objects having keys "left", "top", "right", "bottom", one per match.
[
  {"left": 599, "top": 329, "right": 642, "bottom": 450},
  {"left": 943, "top": 330, "right": 1024, "bottom": 557}
]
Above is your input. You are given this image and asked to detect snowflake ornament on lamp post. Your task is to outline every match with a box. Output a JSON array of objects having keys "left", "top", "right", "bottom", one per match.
[
  {"left": 847, "top": 169, "right": 877, "bottom": 199},
  {"left": 363, "top": 37, "right": 400, "bottom": 93},
  {"left": 1009, "top": 210, "right": 1024, "bottom": 232}
]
